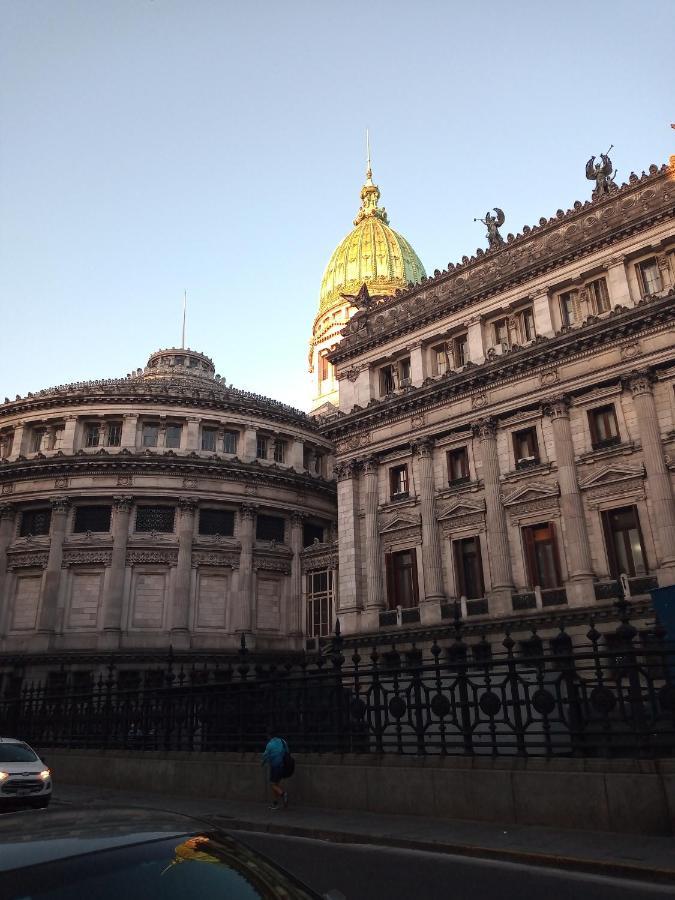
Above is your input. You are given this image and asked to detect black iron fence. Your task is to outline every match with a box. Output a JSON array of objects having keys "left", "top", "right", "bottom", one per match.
[{"left": 3, "top": 599, "right": 675, "bottom": 758}]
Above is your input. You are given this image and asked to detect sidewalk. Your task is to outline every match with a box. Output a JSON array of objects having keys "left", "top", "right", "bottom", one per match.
[{"left": 54, "top": 783, "right": 675, "bottom": 885}]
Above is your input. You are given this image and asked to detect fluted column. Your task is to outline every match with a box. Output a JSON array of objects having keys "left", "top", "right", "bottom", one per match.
[
  {"left": 543, "top": 397, "right": 595, "bottom": 605},
  {"left": 235, "top": 503, "right": 256, "bottom": 633},
  {"left": 627, "top": 372, "right": 675, "bottom": 583},
  {"left": 473, "top": 419, "right": 513, "bottom": 614},
  {"left": 38, "top": 497, "right": 70, "bottom": 634},
  {"left": 362, "top": 458, "right": 385, "bottom": 615},
  {"left": 101, "top": 496, "right": 133, "bottom": 643},
  {"left": 0, "top": 505, "right": 16, "bottom": 630},
  {"left": 335, "top": 460, "right": 362, "bottom": 633},
  {"left": 413, "top": 440, "right": 445, "bottom": 613},
  {"left": 289, "top": 512, "right": 304, "bottom": 636},
  {"left": 171, "top": 497, "right": 197, "bottom": 640}
]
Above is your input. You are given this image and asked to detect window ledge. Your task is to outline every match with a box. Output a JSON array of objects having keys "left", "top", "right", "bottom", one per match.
[
  {"left": 502, "top": 461, "right": 552, "bottom": 483},
  {"left": 380, "top": 496, "right": 417, "bottom": 513},
  {"left": 436, "top": 479, "right": 482, "bottom": 499},
  {"left": 578, "top": 441, "right": 635, "bottom": 464}
]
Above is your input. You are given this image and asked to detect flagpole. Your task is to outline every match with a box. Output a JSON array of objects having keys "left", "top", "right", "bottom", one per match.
[{"left": 181, "top": 290, "right": 187, "bottom": 349}]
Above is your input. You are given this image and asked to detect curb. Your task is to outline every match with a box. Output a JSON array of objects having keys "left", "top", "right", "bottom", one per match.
[{"left": 215, "top": 816, "right": 675, "bottom": 886}]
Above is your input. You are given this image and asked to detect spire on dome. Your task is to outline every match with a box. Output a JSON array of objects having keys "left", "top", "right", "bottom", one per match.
[{"left": 354, "top": 130, "right": 389, "bottom": 225}]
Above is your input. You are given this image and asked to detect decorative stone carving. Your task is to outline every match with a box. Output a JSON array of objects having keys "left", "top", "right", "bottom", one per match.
[
  {"left": 290, "top": 511, "right": 306, "bottom": 528},
  {"left": 578, "top": 463, "right": 646, "bottom": 491},
  {"left": 1, "top": 484, "right": 14, "bottom": 495},
  {"left": 542, "top": 395, "right": 571, "bottom": 419},
  {"left": 471, "top": 393, "right": 488, "bottom": 409},
  {"left": 253, "top": 558, "right": 291, "bottom": 574},
  {"left": 117, "top": 475, "right": 133, "bottom": 487},
  {"left": 472, "top": 417, "right": 497, "bottom": 440},
  {"left": 54, "top": 476, "right": 69, "bottom": 489},
  {"left": 301, "top": 550, "right": 338, "bottom": 573},
  {"left": 61, "top": 550, "right": 112, "bottom": 568},
  {"left": 112, "top": 495, "right": 134, "bottom": 511},
  {"left": 502, "top": 482, "right": 560, "bottom": 506},
  {"left": 411, "top": 438, "right": 433, "bottom": 457},
  {"left": 0, "top": 503, "right": 15, "bottom": 520},
  {"left": 625, "top": 369, "right": 654, "bottom": 397},
  {"left": 182, "top": 477, "right": 198, "bottom": 489},
  {"left": 51, "top": 497, "right": 71, "bottom": 513},
  {"left": 411, "top": 413, "right": 425, "bottom": 428},
  {"left": 7, "top": 551, "right": 49, "bottom": 570},
  {"left": 178, "top": 496, "right": 198, "bottom": 512},
  {"left": 620, "top": 342, "right": 641, "bottom": 360},
  {"left": 192, "top": 550, "right": 240, "bottom": 569},
  {"left": 126, "top": 549, "right": 179, "bottom": 566},
  {"left": 240, "top": 503, "right": 257, "bottom": 520},
  {"left": 540, "top": 369, "right": 560, "bottom": 387},
  {"left": 245, "top": 484, "right": 258, "bottom": 495}
]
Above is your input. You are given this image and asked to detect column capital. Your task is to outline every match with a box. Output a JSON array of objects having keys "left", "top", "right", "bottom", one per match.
[
  {"left": 178, "top": 496, "right": 199, "bottom": 513},
  {"left": 542, "top": 394, "right": 572, "bottom": 419},
  {"left": 240, "top": 503, "right": 258, "bottom": 521},
  {"left": 471, "top": 417, "right": 498, "bottom": 440},
  {"left": 335, "top": 459, "right": 360, "bottom": 481},
  {"left": 50, "top": 496, "right": 71, "bottom": 513},
  {"left": 606, "top": 253, "right": 626, "bottom": 268},
  {"left": 290, "top": 510, "right": 306, "bottom": 528},
  {"left": 624, "top": 368, "right": 655, "bottom": 397},
  {"left": 361, "top": 456, "right": 379, "bottom": 474},
  {"left": 0, "top": 503, "right": 16, "bottom": 521},
  {"left": 411, "top": 437, "right": 434, "bottom": 458},
  {"left": 112, "top": 495, "right": 134, "bottom": 512},
  {"left": 123, "top": 412, "right": 138, "bottom": 420}
]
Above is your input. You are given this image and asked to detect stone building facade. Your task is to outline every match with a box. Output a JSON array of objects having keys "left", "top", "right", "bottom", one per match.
[
  {"left": 321, "top": 162, "right": 675, "bottom": 637},
  {"left": 0, "top": 348, "right": 336, "bottom": 677}
]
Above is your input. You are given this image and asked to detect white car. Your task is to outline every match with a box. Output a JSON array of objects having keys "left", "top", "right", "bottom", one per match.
[{"left": 0, "top": 738, "right": 52, "bottom": 809}]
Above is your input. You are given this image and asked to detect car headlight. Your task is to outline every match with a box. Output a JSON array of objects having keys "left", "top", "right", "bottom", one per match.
[
  {"left": 40, "top": 770, "right": 50, "bottom": 780},
  {"left": 0, "top": 772, "right": 8, "bottom": 782}
]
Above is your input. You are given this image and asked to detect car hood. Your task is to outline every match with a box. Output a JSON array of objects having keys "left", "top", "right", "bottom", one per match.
[{"left": 0, "top": 760, "right": 45, "bottom": 774}]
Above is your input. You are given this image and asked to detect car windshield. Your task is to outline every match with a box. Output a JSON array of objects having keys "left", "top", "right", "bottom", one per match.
[
  {"left": 3, "top": 832, "right": 318, "bottom": 900},
  {"left": 0, "top": 742, "right": 38, "bottom": 762}
]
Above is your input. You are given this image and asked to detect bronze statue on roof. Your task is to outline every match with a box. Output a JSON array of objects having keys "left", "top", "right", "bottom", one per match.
[
  {"left": 475, "top": 208, "right": 505, "bottom": 248},
  {"left": 586, "top": 147, "right": 618, "bottom": 197}
]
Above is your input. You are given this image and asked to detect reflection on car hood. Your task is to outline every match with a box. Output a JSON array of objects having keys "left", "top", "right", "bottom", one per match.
[{"left": 0, "top": 760, "right": 45, "bottom": 774}]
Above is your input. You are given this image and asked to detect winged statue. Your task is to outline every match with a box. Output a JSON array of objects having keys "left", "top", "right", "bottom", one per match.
[
  {"left": 586, "top": 151, "right": 617, "bottom": 196},
  {"left": 475, "top": 208, "right": 505, "bottom": 248}
]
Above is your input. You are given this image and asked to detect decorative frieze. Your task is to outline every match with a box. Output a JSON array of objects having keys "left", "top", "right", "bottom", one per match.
[
  {"left": 1, "top": 484, "right": 14, "bottom": 495},
  {"left": 7, "top": 551, "right": 49, "bottom": 570},
  {"left": 253, "top": 558, "right": 292, "bottom": 575},
  {"left": 61, "top": 549, "right": 112, "bottom": 568},
  {"left": 126, "top": 549, "right": 179, "bottom": 566},
  {"left": 192, "top": 550, "right": 240, "bottom": 569}
]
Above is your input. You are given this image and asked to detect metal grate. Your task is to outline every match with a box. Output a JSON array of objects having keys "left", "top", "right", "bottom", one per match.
[
  {"left": 20, "top": 508, "right": 52, "bottom": 537},
  {"left": 135, "top": 506, "right": 175, "bottom": 533}
]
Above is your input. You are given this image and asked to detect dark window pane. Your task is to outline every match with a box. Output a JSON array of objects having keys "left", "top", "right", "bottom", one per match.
[
  {"left": 303, "top": 522, "right": 325, "bottom": 547},
  {"left": 165, "top": 425, "right": 182, "bottom": 448},
  {"left": 20, "top": 508, "right": 52, "bottom": 537},
  {"left": 199, "top": 508, "right": 234, "bottom": 536},
  {"left": 256, "top": 514, "right": 285, "bottom": 542},
  {"left": 201, "top": 428, "right": 217, "bottom": 451},
  {"left": 107, "top": 423, "right": 122, "bottom": 446},
  {"left": 142, "top": 424, "right": 159, "bottom": 448},
  {"left": 448, "top": 447, "right": 469, "bottom": 482},
  {"left": 135, "top": 506, "right": 175, "bottom": 533},
  {"left": 390, "top": 465, "right": 408, "bottom": 498},
  {"left": 85, "top": 424, "right": 100, "bottom": 448},
  {"left": 256, "top": 437, "right": 268, "bottom": 459},
  {"left": 223, "top": 431, "right": 238, "bottom": 454},
  {"left": 73, "top": 505, "right": 112, "bottom": 533}
]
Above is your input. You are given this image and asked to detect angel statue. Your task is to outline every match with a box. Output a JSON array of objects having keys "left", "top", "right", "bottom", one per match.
[
  {"left": 586, "top": 147, "right": 617, "bottom": 197},
  {"left": 474, "top": 208, "right": 505, "bottom": 249}
]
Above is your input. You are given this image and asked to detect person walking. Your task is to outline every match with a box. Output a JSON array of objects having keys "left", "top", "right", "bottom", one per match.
[{"left": 261, "top": 732, "right": 290, "bottom": 811}]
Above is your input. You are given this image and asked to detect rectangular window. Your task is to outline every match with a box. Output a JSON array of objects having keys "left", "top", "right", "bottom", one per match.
[
  {"left": 601, "top": 505, "right": 648, "bottom": 578},
  {"left": 453, "top": 333, "right": 468, "bottom": 367},
  {"left": 256, "top": 514, "right": 285, "bottom": 542},
  {"left": 303, "top": 522, "right": 325, "bottom": 547},
  {"left": 559, "top": 291, "right": 577, "bottom": 327},
  {"left": 588, "top": 277, "right": 610, "bottom": 314},
  {"left": 589, "top": 404, "right": 620, "bottom": 449},
  {"left": 198, "top": 508, "right": 234, "bottom": 537},
  {"left": 447, "top": 447, "right": 469, "bottom": 484},
  {"left": 398, "top": 357, "right": 411, "bottom": 385},
  {"left": 84, "top": 424, "right": 100, "bottom": 448},
  {"left": 431, "top": 343, "right": 449, "bottom": 376},
  {"left": 314, "top": 452, "right": 324, "bottom": 476},
  {"left": 256, "top": 436, "right": 268, "bottom": 459},
  {"left": 20, "top": 508, "right": 52, "bottom": 537},
  {"left": 165, "top": 424, "right": 182, "bottom": 449},
  {"left": 380, "top": 365, "right": 396, "bottom": 395},
  {"left": 223, "top": 431, "right": 238, "bottom": 454},
  {"left": 142, "top": 423, "right": 159, "bottom": 448},
  {"left": 390, "top": 464, "right": 409, "bottom": 499},
  {"left": 520, "top": 308, "right": 535, "bottom": 342},
  {"left": 637, "top": 257, "right": 662, "bottom": 296},
  {"left": 386, "top": 548, "right": 419, "bottom": 609},
  {"left": 306, "top": 570, "right": 334, "bottom": 638},
  {"left": 30, "top": 429, "right": 46, "bottom": 453},
  {"left": 453, "top": 536, "right": 485, "bottom": 599},
  {"left": 201, "top": 427, "right": 217, "bottom": 452},
  {"left": 522, "top": 522, "right": 562, "bottom": 589},
  {"left": 319, "top": 356, "right": 331, "bottom": 381},
  {"left": 107, "top": 422, "right": 122, "bottom": 447},
  {"left": 73, "top": 505, "right": 112, "bottom": 534},
  {"left": 135, "top": 506, "right": 175, "bottom": 533},
  {"left": 493, "top": 318, "right": 508, "bottom": 347},
  {"left": 512, "top": 427, "right": 539, "bottom": 468},
  {"left": 273, "top": 439, "right": 286, "bottom": 463}
]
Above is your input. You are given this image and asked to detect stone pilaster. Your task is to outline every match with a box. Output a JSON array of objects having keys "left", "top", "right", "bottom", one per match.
[
  {"left": 532, "top": 288, "right": 554, "bottom": 337},
  {"left": 101, "top": 496, "right": 133, "bottom": 645},
  {"left": 185, "top": 417, "right": 200, "bottom": 452},
  {"left": 465, "top": 316, "right": 484, "bottom": 365},
  {"left": 38, "top": 497, "right": 70, "bottom": 636},
  {"left": 335, "top": 460, "right": 362, "bottom": 633},
  {"left": 289, "top": 512, "right": 304, "bottom": 636},
  {"left": 605, "top": 255, "right": 632, "bottom": 308},
  {"left": 8, "top": 422, "right": 25, "bottom": 461},
  {"left": 290, "top": 439, "right": 304, "bottom": 471},
  {"left": 362, "top": 457, "right": 385, "bottom": 627},
  {"left": 242, "top": 426, "right": 258, "bottom": 462},
  {"left": 121, "top": 414, "right": 138, "bottom": 450},
  {"left": 626, "top": 372, "right": 675, "bottom": 583},
  {"left": 0, "top": 505, "right": 16, "bottom": 633},
  {"left": 473, "top": 419, "right": 513, "bottom": 613},
  {"left": 171, "top": 497, "right": 197, "bottom": 643},
  {"left": 543, "top": 397, "right": 594, "bottom": 605},
  {"left": 413, "top": 439, "right": 445, "bottom": 621},
  {"left": 235, "top": 503, "right": 256, "bottom": 634}
]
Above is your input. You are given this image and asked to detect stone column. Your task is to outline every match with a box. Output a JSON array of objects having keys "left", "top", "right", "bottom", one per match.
[
  {"left": 289, "top": 512, "right": 304, "bottom": 637},
  {"left": 60, "top": 415, "right": 77, "bottom": 453},
  {"left": 290, "top": 439, "right": 304, "bottom": 471},
  {"left": 413, "top": 440, "right": 445, "bottom": 620},
  {"left": 101, "top": 496, "right": 133, "bottom": 645},
  {"left": 121, "top": 414, "right": 138, "bottom": 450},
  {"left": 0, "top": 505, "right": 16, "bottom": 629},
  {"left": 242, "top": 426, "right": 257, "bottom": 462},
  {"left": 605, "top": 255, "right": 632, "bottom": 308},
  {"left": 336, "top": 460, "right": 362, "bottom": 633},
  {"left": 38, "top": 497, "right": 70, "bottom": 635},
  {"left": 627, "top": 372, "right": 675, "bottom": 584},
  {"left": 465, "top": 316, "right": 484, "bottom": 364},
  {"left": 473, "top": 419, "right": 513, "bottom": 614},
  {"left": 185, "top": 417, "right": 200, "bottom": 451},
  {"left": 8, "top": 422, "right": 25, "bottom": 461},
  {"left": 532, "top": 288, "right": 555, "bottom": 337},
  {"left": 235, "top": 504, "right": 256, "bottom": 634},
  {"left": 362, "top": 457, "right": 385, "bottom": 627},
  {"left": 543, "top": 397, "right": 595, "bottom": 605},
  {"left": 171, "top": 498, "right": 197, "bottom": 643},
  {"left": 409, "top": 343, "right": 424, "bottom": 385}
]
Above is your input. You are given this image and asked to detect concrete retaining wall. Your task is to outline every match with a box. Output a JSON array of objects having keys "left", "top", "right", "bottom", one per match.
[{"left": 45, "top": 750, "right": 675, "bottom": 836}]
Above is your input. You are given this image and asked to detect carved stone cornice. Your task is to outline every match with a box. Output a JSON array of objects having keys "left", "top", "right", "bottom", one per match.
[
  {"left": 178, "top": 496, "right": 199, "bottom": 513},
  {"left": 541, "top": 394, "right": 571, "bottom": 419},
  {"left": 471, "top": 417, "right": 498, "bottom": 440}
]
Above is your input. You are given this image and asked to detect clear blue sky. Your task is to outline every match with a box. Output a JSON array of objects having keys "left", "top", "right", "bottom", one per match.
[{"left": 1, "top": 1, "right": 672, "bottom": 410}]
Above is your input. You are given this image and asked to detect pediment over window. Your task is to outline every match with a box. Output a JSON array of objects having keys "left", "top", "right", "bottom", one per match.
[
  {"left": 437, "top": 498, "right": 485, "bottom": 521},
  {"left": 380, "top": 514, "right": 420, "bottom": 534},
  {"left": 578, "top": 464, "right": 645, "bottom": 490},
  {"left": 502, "top": 482, "right": 560, "bottom": 506}
]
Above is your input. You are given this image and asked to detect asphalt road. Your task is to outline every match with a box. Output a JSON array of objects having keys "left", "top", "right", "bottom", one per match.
[{"left": 235, "top": 832, "right": 675, "bottom": 900}]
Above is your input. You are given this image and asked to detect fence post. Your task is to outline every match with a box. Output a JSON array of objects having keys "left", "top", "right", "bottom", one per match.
[
  {"left": 448, "top": 605, "right": 473, "bottom": 755},
  {"left": 503, "top": 629, "right": 527, "bottom": 756}
]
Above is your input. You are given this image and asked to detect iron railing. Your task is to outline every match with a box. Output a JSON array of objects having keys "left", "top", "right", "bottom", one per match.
[{"left": 3, "top": 599, "right": 675, "bottom": 758}]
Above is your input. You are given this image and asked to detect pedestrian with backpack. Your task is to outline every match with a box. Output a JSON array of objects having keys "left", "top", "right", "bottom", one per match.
[{"left": 261, "top": 731, "right": 294, "bottom": 810}]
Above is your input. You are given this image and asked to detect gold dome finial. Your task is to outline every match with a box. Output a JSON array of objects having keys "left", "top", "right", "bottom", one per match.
[{"left": 354, "top": 129, "right": 388, "bottom": 226}]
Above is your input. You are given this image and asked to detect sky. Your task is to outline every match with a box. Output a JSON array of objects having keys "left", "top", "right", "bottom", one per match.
[{"left": 1, "top": 0, "right": 673, "bottom": 411}]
